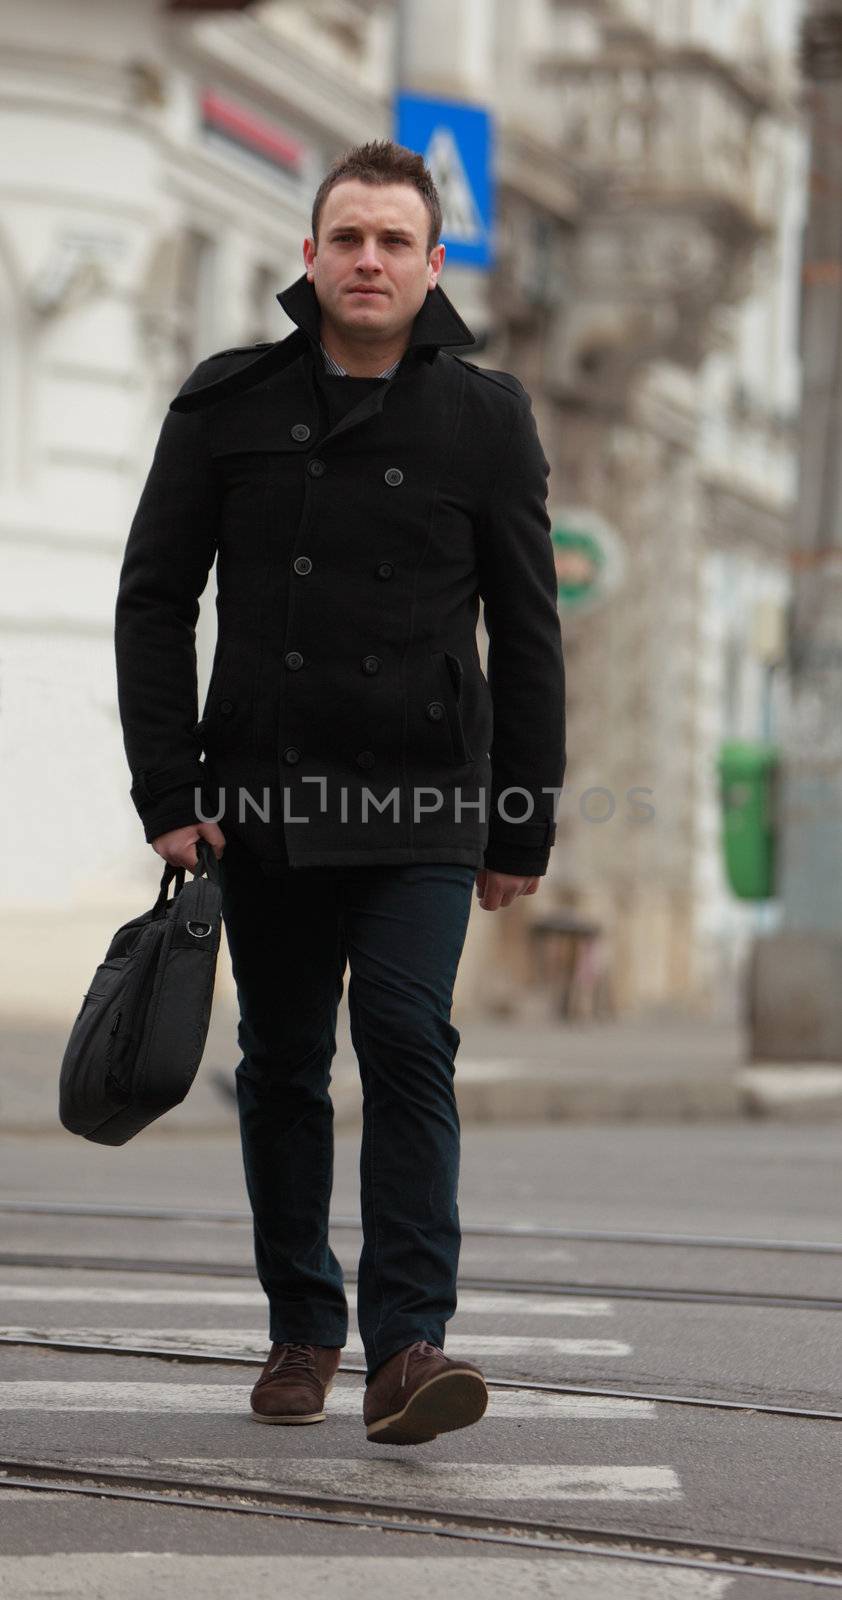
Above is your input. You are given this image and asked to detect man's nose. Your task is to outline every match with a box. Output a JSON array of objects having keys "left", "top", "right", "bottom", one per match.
[{"left": 356, "top": 242, "right": 383, "bottom": 271}]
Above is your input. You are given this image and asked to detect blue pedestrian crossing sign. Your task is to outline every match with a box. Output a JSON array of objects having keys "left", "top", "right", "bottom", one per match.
[{"left": 396, "top": 93, "right": 493, "bottom": 268}]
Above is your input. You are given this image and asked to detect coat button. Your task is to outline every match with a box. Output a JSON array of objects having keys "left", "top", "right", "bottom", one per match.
[
  {"left": 293, "top": 556, "right": 313, "bottom": 575},
  {"left": 376, "top": 562, "right": 394, "bottom": 580},
  {"left": 384, "top": 467, "right": 403, "bottom": 486},
  {"left": 307, "top": 458, "right": 326, "bottom": 478},
  {"left": 283, "top": 746, "right": 301, "bottom": 765},
  {"left": 291, "top": 423, "right": 311, "bottom": 442},
  {"left": 361, "top": 654, "right": 381, "bottom": 674},
  {"left": 356, "top": 750, "right": 376, "bottom": 770},
  {"left": 220, "top": 699, "right": 234, "bottom": 715},
  {"left": 426, "top": 701, "right": 445, "bottom": 722},
  {"left": 285, "top": 651, "right": 304, "bottom": 670}
]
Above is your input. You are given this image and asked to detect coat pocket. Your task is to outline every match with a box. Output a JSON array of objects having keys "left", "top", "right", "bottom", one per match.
[
  {"left": 432, "top": 651, "right": 472, "bottom": 765},
  {"left": 199, "top": 655, "right": 253, "bottom": 759}
]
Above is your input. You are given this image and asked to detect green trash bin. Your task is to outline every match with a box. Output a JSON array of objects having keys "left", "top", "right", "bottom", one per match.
[{"left": 716, "top": 741, "right": 778, "bottom": 901}]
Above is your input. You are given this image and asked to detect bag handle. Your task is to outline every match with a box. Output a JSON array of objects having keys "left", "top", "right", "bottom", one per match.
[
  {"left": 193, "top": 835, "right": 221, "bottom": 886},
  {"left": 151, "top": 837, "right": 220, "bottom": 916}
]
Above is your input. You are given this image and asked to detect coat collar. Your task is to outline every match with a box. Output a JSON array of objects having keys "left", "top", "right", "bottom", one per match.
[
  {"left": 170, "top": 272, "right": 475, "bottom": 414},
  {"left": 276, "top": 272, "right": 476, "bottom": 354}
]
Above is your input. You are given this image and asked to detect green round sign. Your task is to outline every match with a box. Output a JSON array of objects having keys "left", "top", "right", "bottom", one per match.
[{"left": 550, "top": 510, "right": 626, "bottom": 612}]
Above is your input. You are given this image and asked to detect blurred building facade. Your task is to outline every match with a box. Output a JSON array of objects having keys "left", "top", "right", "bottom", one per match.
[
  {"left": 0, "top": 0, "right": 804, "bottom": 1021},
  {"left": 492, "top": 0, "right": 805, "bottom": 1019}
]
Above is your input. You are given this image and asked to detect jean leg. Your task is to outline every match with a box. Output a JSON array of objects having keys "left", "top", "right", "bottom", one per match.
[
  {"left": 218, "top": 831, "right": 349, "bottom": 1347},
  {"left": 339, "top": 863, "right": 476, "bottom": 1377}
]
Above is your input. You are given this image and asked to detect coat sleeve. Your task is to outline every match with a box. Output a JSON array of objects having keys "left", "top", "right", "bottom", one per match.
[
  {"left": 114, "top": 397, "right": 220, "bottom": 845},
  {"left": 476, "top": 388, "right": 566, "bottom": 876}
]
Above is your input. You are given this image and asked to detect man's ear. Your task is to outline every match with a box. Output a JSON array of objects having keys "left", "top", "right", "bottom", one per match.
[{"left": 428, "top": 242, "right": 446, "bottom": 287}]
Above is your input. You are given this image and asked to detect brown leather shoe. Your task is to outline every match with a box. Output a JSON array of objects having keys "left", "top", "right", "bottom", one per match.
[
  {"left": 250, "top": 1341, "right": 341, "bottom": 1425},
  {"left": 364, "top": 1339, "right": 489, "bottom": 1444}
]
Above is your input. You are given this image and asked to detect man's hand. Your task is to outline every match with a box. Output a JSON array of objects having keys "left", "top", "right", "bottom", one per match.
[
  {"left": 151, "top": 820, "right": 226, "bottom": 873},
  {"left": 475, "top": 868, "right": 541, "bottom": 911}
]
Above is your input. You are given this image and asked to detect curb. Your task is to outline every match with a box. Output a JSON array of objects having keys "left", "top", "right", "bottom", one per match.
[{"left": 6, "top": 1053, "right": 842, "bottom": 1137}]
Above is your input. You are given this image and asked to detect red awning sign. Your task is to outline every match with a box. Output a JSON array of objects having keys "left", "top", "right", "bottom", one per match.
[{"left": 200, "top": 88, "right": 305, "bottom": 176}]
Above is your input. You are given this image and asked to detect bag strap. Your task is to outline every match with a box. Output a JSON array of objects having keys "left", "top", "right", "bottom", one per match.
[{"left": 152, "top": 859, "right": 186, "bottom": 916}]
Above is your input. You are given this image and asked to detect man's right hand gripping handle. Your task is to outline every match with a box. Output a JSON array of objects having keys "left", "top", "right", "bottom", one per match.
[{"left": 152, "top": 821, "right": 226, "bottom": 874}]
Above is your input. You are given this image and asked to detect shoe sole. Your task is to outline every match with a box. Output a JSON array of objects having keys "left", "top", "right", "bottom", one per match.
[
  {"left": 365, "top": 1370, "right": 489, "bottom": 1445},
  {"left": 250, "top": 1375, "right": 335, "bottom": 1425}
]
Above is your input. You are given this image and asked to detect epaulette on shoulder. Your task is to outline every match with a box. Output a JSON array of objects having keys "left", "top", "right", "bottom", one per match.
[
  {"left": 207, "top": 341, "right": 276, "bottom": 360},
  {"left": 454, "top": 357, "right": 526, "bottom": 399},
  {"left": 171, "top": 342, "right": 284, "bottom": 409}
]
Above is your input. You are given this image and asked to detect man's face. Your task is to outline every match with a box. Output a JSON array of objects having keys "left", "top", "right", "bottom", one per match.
[{"left": 303, "top": 179, "right": 445, "bottom": 342}]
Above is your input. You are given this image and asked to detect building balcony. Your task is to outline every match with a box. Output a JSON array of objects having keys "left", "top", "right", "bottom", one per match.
[
  {"left": 532, "top": 41, "right": 793, "bottom": 407},
  {"left": 536, "top": 49, "right": 782, "bottom": 241}
]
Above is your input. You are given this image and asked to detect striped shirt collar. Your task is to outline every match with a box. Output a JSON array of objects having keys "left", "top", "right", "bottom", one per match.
[{"left": 320, "top": 341, "right": 401, "bottom": 381}]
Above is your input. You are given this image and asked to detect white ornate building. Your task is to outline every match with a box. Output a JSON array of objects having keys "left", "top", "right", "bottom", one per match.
[{"left": 0, "top": 0, "right": 804, "bottom": 1021}]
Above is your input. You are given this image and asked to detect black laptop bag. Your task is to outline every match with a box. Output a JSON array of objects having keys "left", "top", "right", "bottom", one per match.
[{"left": 58, "top": 838, "right": 222, "bottom": 1145}]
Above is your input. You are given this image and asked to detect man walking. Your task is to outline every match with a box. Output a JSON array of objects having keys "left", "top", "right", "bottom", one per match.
[{"left": 115, "top": 140, "right": 565, "bottom": 1445}]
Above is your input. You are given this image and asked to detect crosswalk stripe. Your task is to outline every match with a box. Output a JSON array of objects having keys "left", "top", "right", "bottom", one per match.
[
  {"left": 136, "top": 1456, "right": 684, "bottom": 1503},
  {"left": 0, "top": 1328, "right": 630, "bottom": 1359},
  {"left": 0, "top": 1448, "right": 681, "bottom": 1503},
  {"left": 0, "top": 1286, "right": 613, "bottom": 1317},
  {"left": 0, "top": 1556, "right": 731, "bottom": 1597},
  {"left": 0, "top": 1381, "right": 655, "bottom": 1420}
]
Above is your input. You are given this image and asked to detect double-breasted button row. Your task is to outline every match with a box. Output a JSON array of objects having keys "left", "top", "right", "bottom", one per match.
[
  {"left": 301, "top": 452, "right": 402, "bottom": 484},
  {"left": 294, "top": 555, "right": 390, "bottom": 581},
  {"left": 361, "top": 655, "right": 381, "bottom": 675},
  {"left": 284, "top": 745, "right": 375, "bottom": 770}
]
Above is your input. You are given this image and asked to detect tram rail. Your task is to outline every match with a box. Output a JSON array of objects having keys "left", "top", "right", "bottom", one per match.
[
  {"left": 2, "top": 1456, "right": 841, "bottom": 1588},
  {"left": 3, "top": 1199, "right": 842, "bottom": 1256},
  {"left": 2, "top": 1331, "right": 840, "bottom": 1423},
  {"left": 1, "top": 1250, "right": 839, "bottom": 1314}
]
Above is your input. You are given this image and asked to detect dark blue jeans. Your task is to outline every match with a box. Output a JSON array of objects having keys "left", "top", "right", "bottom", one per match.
[{"left": 216, "top": 826, "right": 476, "bottom": 1379}]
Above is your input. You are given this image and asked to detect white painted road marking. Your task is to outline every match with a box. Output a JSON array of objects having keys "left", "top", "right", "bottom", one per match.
[
  {"left": 0, "top": 1556, "right": 731, "bottom": 1598},
  {"left": 0, "top": 1327, "right": 630, "bottom": 1359},
  {"left": 0, "top": 1285, "right": 613, "bottom": 1317},
  {"left": 150, "top": 1457, "right": 684, "bottom": 1504},
  {"left": 0, "top": 1381, "right": 655, "bottom": 1419},
  {"left": 0, "top": 1449, "right": 682, "bottom": 1504}
]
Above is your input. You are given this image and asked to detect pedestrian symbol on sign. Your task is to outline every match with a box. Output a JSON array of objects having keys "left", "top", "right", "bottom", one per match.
[
  {"left": 424, "top": 126, "right": 484, "bottom": 246},
  {"left": 396, "top": 93, "right": 493, "bottom": 267}
]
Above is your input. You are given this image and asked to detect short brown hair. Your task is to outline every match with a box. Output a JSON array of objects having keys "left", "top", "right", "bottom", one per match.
[{"left": 311, "top": 139, "right": 442, "bottom": 254}]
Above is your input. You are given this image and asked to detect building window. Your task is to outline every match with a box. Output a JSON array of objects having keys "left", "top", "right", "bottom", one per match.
[
  {"left": 176, "top": 228, "right": 217, "bottom": 370},
  {"left": 246, "top": 262, "right": 280, "bottom": 345}
]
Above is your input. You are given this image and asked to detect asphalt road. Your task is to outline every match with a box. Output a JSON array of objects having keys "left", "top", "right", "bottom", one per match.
[{"left": 1, "top": 1123, "right": 840, "bottom": 1598}]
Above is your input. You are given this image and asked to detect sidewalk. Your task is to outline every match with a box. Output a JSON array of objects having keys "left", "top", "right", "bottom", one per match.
[{"left": 4, "top": 997, "right": 842, "bottom": 1135}]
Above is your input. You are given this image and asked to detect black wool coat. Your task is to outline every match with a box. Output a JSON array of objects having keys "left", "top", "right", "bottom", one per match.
[{"left": 114, "top": 273, "right": 566, "bottom": 877}]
